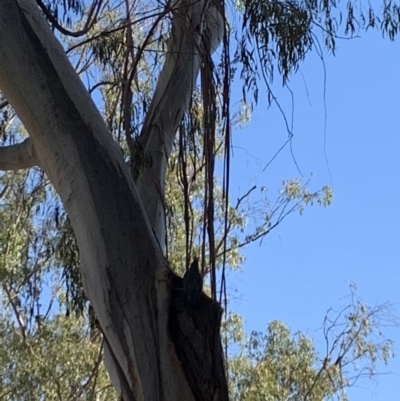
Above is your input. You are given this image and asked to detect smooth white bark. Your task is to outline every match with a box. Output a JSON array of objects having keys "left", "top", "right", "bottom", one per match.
[
  {"left": 0, "top": 138, "right": 39, "bottom": 170},
  {"left": 136, "top": 0, "right": 224, "bottom": 246}
]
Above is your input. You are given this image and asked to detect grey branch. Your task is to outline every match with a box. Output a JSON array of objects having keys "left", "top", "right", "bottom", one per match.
[{"left": 0, "top": 138, "right": 39, "bottom": 170}]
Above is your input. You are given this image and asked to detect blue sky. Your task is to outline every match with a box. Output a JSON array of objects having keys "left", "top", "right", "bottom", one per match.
[{"left": 229, "top": 29, "right": 400, "bottom": 399}]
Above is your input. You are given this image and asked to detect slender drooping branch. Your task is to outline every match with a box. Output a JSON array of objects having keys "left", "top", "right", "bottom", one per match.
[{"left": 0, "top": 138, "right": 39, "bottom": 170}]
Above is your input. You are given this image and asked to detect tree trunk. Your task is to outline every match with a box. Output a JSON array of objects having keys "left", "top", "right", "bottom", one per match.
[{"left": 0, "top": 1, "right": 227, "bottom": 400}]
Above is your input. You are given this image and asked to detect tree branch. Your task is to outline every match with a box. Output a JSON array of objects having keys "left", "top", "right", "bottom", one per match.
[
  {"left": 134, "top": 0, "right": 224, "bottom": 247},
  {"left": 36, "top": 0, "right": 103, "bottom": 38},
  {"left": 0, "top": 138, "right": 39, "bottom": 170}
]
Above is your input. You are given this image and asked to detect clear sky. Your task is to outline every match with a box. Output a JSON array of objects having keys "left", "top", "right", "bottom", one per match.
[{"left": 228, "top": 29, "right": 400, "bottom": 400}]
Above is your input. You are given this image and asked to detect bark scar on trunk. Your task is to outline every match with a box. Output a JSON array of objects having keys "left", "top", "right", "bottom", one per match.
[{"left": 169, "top": 272, "right": 229, "bottom": 401}]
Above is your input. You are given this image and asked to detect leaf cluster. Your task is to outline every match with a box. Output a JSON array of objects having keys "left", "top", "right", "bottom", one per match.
[{"left": 229, "top": 289, "right": 396, "bottom": 401}]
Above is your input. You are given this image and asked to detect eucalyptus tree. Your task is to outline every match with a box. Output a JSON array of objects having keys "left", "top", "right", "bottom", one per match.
[
  {"left": 0, "top": 0, "right": 398, "bottom": 400},
  {"left": 0, "top": 1, "right": 233, "bottom": 399}
]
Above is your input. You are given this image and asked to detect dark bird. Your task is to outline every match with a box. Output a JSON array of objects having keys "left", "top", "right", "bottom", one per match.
[
  {"left": 183, "top": 259, "right": 203, "bottom": 305},
  {"left": 334, "top": 356, "right": 342, "bottom": 367}
]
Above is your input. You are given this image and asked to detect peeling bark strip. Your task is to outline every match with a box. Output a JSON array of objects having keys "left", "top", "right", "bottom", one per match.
[{"left": 170, "top": 273, "right": 229, "bottom": 401}]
